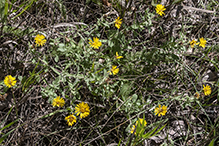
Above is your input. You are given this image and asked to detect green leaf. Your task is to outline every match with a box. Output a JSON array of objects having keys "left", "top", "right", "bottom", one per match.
[
  {"left": 12, "top": 0, "right": 37, "bottom": 19},
  {"left": 50, "top": 66, "right": 61, "bottom": 75},
  {"left": 119, "top": 83, "right": 132, "bottom": 97},
  {"left": 142, "top": 120, "right": 167, "bottom": 139},
  {"left": 0, "top": 118, "right": 20, "bottom": 131},
  {"left": 208, "top": 138, "right": 215, "bottom": 146},
  {"left": 108, "top": 40, "right": 114, "bottom": 47},
  {"left": 54, "top": 55, "right": 59, "bottom": 62},
  {"left": 131, "top": 24, "right": 138, "bottom": 29},
  {"left": 58, "top": 43, "right": 66, "bottom": 52},
  {"left": 0, "top": 128, "right": 15, "bottom": 143},
  {"left": 0, "top": 118, "right": 20, "bottom": 144},
  {"left": 4, "top": 0, "right": 8, "bottom": 17},
  {"left": 150, "top": 123, "right": 167, "bottom": 137},
  {"left": 39, "top": 109, "right": 67, "bottom": 119}
]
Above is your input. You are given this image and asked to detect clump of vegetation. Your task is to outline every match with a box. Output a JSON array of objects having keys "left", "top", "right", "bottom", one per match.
[{"left": 0, "top": 0, "right": 219, "bottom": 145}]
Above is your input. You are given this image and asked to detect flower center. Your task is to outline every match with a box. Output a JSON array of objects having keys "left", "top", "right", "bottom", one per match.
[
  {"left": 8, "top": 79, "right": 12, "bottom": 85},
  {"left": 158, "top": 108, "right": 163, "bottom": 113},
  {"left": 80, "top": 108, "right": 85, "bottom": 113},
  {"left": 204, "top": 87, "right": 209, "bottom": 92},
  {"left": 93, "top": 42, "right": 98, "bottom": 46},
  {"left": 69, "top": 117, "right": 74, "bottom": 122},
  {"left": 111, "top": 68, "right": 115, "bottom": 72}
]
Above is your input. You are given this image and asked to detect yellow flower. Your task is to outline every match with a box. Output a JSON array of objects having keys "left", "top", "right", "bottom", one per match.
[
  {"left": 115, "top": 52, "right": 123, "bottom": 59},
  {"left": 203, "top": 85, "right": 211, "bottom": 96},
  {"left": 194, "top": 92, "right": 200, "bottom": 99},
  {"left": 199, "top": 37, "right": 207, "bottom": 48},
  {"left": 130, "top": 118, "right": 147, "bottom": 135},
  {"left": 89, "top": 37, "right": 102, "bottom": 49},
  {"left": 108, "top": 65, "right": 119, "bottom": 75},
  {"left": 35, "top": 34, "right": 46, "bottom": 47},
  {"left": 114, "top": 17, "right": 122, "bottom": 29},
  {"left": 4, "top": 75, "right": 16, "bottom": 88},
  {"left": 155, "top": 4, "right": 166, "bottom": 16},
  {"left": 190, "top": 40, "right": 198, "bottom": 48},
  {"left": 154, "top": 104, "right": 167, "bottom": 117},
  {"left": 65, "top": 114, "right": 77, "bottom": 126},
  {"left": 75, "top": 102, "right": 90, "bottom": 119},
  {"left": 52, "top": 96, "right": 65, "bottom": 107}
]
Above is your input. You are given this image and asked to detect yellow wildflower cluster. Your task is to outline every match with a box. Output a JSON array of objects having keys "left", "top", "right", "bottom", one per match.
[
  {"left": 88, "top": 16, "right": 123, "bottom": 49},
  {"left": 29, "top": 7, "right": 213, "bottom": 136},
  {"left": 129, "top": 104, "right": 168, "bottom": 134},
  {"left": 52, "top": 98, "right": 90, "bottom": 126},
  {"left": 130, "top": 118, "right": 147, "bottom": 135},
  {"left": 87, "top": 16, "right": 125, "bottom": 76},
  {"left": 107, "top": 52, "right": 123, "bottom": 75},
  {"left": 194, "top": 84, "right": 211, "bottom": 100},
  {"left": 190, "top": 37, "right": 207, "bottom": 48}
]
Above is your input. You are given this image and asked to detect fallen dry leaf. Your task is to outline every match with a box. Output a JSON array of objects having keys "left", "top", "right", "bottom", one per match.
[{"left": 102, "top": 0, "right": 111, "bottom": 6}]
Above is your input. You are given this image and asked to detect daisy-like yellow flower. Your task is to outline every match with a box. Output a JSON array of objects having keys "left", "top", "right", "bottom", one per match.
[
  {"left": 108, "top": 65, "right": 119, "bottom": 75},
  {"left": 203, "top": 85, "right": 211, "bottom": 96},
  {"left": 4, "top": 75, "right": 16, "bottom": 88},
  {"left": 89, "top": 37, "right": 102, "bottom": 49},
  {"left": 115, "top": 52, "right": 123, "bottom": 59},
  {"left": 155, "top": 4, "right": 166, "bottom": 16},
  {"left": 75, "top": 102, "right": 90, "bottom": 119},
  {"left": 154, "top": 104, "right": 167, "bottom": 117},
  {"left": 52, "top": 96, "right": 65, "bottom": 107},
  {"left": 130, "top": 118, "right": 147, "bottom": 135},
  {"left": 199, "top": 37, "right": 207, "bottom": 48},
  {"left": 190, "top": 40, "right": 198, "bottom": 48},
  {"left": 65, "top": 114, "right": 77, "bottom": 126},
  {"left": 35, "top": 34, "right": 46, "bottom": 47},
  {"left": 114, "top": 17, "right": 122, "bottom": 29}
]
